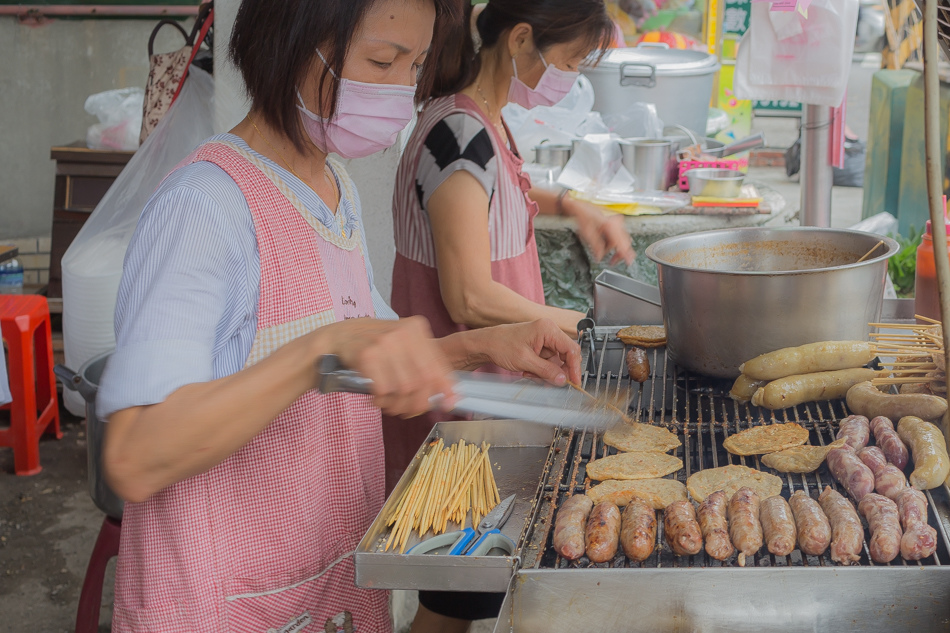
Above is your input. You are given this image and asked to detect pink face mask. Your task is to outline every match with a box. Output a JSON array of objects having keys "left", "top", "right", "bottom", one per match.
[
  {"left": 507, "top": 50, "right": 579, "bottom": 109},
  {"left": 297, "top": 51, "right": 417, "bottom": 159}
]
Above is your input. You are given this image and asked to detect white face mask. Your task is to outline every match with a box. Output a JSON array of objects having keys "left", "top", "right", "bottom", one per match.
[
  {"left": 507, "top": 50, "right": 579, "bottom": 109},
  {"left": 297, "top": 50, "right": 417, "bottom": 159}
]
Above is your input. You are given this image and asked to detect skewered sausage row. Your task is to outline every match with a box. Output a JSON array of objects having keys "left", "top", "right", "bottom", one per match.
[
  {"left": 858, "top": 493, "right": 903, "bottom": 563},
  {"left": 585, "top": 502, "right": 621, "bottom": 563},
  {"left": 727, "top": 487, "right": 763, "bottom": 567},
  {"left": 697, "top": 490, "right": 734, "bottom": 561},
  {"left": 620, "top": 499, "right": 657, "bottom": 562},
  {"left": 760, "top": 495, "right": 797, "bottom": 557},
  {"left": 788, "top": 490, "right": 831, "bottom": 557},
  {"left": 664, "top": 500, "right": 703, "bottom": 557},
  {"left": 818, "top": 486, "right": 863, "bottom": 565},
  {"left": 857, "top": 446, "right": 907, "bottom": 501},
  {"left": 553, "top": 494, "right": 593, "bottom": 560},
  {"left": 868, "top": 416, "right": 909, "bottom": 469}
]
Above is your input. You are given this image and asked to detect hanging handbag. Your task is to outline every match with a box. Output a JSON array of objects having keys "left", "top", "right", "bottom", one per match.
[{"left": 139, "top": 1, "right": 214, "bottom": 144}]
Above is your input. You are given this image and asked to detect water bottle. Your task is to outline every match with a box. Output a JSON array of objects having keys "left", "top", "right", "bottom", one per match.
[{"left": 0, "top": 258, "right": 24, "bottom": 294}]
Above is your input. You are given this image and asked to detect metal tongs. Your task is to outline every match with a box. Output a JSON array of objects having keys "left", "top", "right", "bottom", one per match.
[{"left": 317, "top": 355, "right": 618, "bottom": 429}]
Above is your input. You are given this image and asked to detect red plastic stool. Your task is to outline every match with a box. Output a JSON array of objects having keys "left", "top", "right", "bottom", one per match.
[
  {"left": 0, "top": 294, "right": 61, "bottom": 475},
  {"left": 75, "top": 516, "right": 121, "bottom": 633}
]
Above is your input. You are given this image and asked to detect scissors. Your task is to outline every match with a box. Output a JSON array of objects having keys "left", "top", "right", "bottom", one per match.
[{"left": 407, "top": 494, "right": 518, "bottom": 557}]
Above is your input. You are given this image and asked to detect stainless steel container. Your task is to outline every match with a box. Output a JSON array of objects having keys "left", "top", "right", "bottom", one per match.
[
  {"left": 580, "top": 46, "right": 720, "bottom": 136},
  {"left": 534, "top": 144, "right": 572, "bottom": 168},
  {"left": 621, "top": 138, "right": 675, "bottom": 191},
  {"left": 645, "top": 227, "right": 900, "bottom": 378},
  {"left": 592, "top": 270, "right": 662, "bottom": 326},
  {"left": 55, "top": 353, "right": 123, "bottom": 519},
  {"left": 686, "top": 167, "right": 746, "bottom": 198}
]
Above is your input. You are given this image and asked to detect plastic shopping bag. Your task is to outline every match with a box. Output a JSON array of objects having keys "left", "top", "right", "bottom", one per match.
[
  {"left": 61, "top": 67, "right": 215, "bottom": 415},
  {"left": 85, "top": 88, "right": 145, "bottom": 151},
  {"left": 735, "top": 0, "right": 859, "bottom": 107}
]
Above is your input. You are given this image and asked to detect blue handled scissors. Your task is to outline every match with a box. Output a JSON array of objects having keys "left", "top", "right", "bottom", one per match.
[{"left": 407, "top": 494, "right": 517, "bottom": 557}]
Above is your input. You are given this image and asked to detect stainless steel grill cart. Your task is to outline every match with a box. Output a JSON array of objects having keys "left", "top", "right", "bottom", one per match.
[{"left": 357, "top": 326, "right": 950, "bottom": 632}]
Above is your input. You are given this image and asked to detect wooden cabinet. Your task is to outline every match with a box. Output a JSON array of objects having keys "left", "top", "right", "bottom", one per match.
[{"left": 49, "top": 142, "right": 134, "bottom": 297}]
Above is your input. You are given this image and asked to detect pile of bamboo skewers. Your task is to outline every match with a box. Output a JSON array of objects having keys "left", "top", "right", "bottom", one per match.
[
  {"left": 869, "top": 315, "right": 947, "bottom": 394},
  {"left": 384, "top": 438, "right": 501, "bottom": 554}
]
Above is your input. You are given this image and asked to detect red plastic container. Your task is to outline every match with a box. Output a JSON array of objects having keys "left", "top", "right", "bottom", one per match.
[{"left": 915, "top": 219, "right": 947, "bottom": 322}]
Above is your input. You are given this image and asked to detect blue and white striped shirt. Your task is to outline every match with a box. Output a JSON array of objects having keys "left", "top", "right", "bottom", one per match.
[{"left": 97, "top": 134, "right": 397, "bottom": 419}]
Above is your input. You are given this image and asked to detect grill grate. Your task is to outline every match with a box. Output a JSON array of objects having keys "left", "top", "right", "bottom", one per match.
[{"left": 520, "top": 327, "right": 950, "bottom": 570}]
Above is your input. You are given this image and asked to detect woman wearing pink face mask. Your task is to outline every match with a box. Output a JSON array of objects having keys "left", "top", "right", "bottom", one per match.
[
  {"left": 96, "top": 0, "right": 584, "bottom": 631},
  {"left": 392, "top": 0, "right": 634, "bottom": 343}
]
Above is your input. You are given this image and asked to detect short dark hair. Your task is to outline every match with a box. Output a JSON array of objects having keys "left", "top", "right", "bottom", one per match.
[
  {"left": 431, "top": 0, "right": 615, "bottom": 99},
  {"left": 230, "top": 0, "right": 463, "bottom": 152}
]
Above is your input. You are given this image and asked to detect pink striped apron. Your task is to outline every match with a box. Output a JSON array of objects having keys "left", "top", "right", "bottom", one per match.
[
  {"left": 385, "top": 95, "right": 545, "bottom": 491},
  {"left": 112, "top": 141, "right": 389, "bottom": 633}
]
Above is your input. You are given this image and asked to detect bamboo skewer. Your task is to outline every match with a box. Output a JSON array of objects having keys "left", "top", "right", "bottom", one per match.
[{"left": 856, "top": 239, "right": 885, "bottom": 263}]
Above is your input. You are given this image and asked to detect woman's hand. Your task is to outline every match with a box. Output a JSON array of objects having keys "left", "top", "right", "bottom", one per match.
[
  {"left": 565, "top": 197, "right": 635, "bottom": 266},
  {"left": 323, "top": 316, "right": 456, "bottom": 417},
  {"left": 441, "top": 319, "right": 582, "bottom": 386}
]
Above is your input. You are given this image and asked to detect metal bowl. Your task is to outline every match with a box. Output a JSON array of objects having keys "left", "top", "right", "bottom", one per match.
[
  {"left": 686, "top": 168, "right": 745, "bottom": 198},
  {"left": 645, "top": 227, "right": 900, "bottom": 378}
]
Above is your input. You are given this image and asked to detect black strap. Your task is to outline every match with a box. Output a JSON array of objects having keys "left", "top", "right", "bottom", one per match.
[{"left": 147, "top": 20, "right": 188, "bottom": 58}]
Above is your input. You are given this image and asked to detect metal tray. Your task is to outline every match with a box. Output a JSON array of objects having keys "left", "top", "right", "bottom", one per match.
[
  {"left": 354, "top": 420, "right": 556, "bottom": 592},
  {"left": 592, "top": 270, "right": 663, "bottom": 326}
]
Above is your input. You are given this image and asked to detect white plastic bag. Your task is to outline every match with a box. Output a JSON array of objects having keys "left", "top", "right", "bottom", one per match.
[
  {"left": 557, "top": 134, "right": 632, "bottom": 193},
  {"left": 85, "top": 87, "right": 145, "bottom": 151},
  {"left": 735, "top": 0, "right": 859, "bottom": 107},
  {"left": 62, "top": 68, "right": 215, "bottom": 415},
  {"left": 602, "top": 102, "right": 664, "bottom": 140}
]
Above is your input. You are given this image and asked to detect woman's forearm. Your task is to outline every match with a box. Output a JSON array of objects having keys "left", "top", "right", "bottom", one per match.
[
  {"left": 442, "top": 277, "right": 583, "bottom": 336},
  {"left": 104, "top": 330, "right": 328, "bottom": 503}
]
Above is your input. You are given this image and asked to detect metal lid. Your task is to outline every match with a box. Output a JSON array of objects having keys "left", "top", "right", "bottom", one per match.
[{"left": 583, "top": 46, "right": 720, "bottom": 77}]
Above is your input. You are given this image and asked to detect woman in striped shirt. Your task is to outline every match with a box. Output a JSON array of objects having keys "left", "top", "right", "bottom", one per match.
[{"left": 392, "top": 0, "right": 634, "bottom": 343}]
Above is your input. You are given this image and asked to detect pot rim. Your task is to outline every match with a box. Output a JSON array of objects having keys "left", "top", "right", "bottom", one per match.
[{"left": 644, "top": 226, "right": 900, "bottom": 276}]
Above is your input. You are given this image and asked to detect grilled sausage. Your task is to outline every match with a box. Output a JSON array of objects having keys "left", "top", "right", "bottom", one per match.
[
  {"left": 553, "top": 494, "right": 593, "bottom": 560},
  {"left": 846, "top": 381, "right": 948, "bottom": 422},
  {"left": 585, "top": 501, "right": 621, "bottom": 563},
  {"left": 895, "top": 488, "right": 937, "bottom": 561},
  {"left": 730, "top": 374, "right": 767, "bottom": 403},
  {"left": 835, "top": 415, "right": 870, "bottom": 451},
  {"left": 620, "top": 498, "right": 657, "bottom": 562},
  {"left": 727, "top": 487, "right": 763, "bottom": 566},
  {"left": 663, "top": 500, "right": 703, "bottom": 557},
  {"left": 750, "top": 368, "right": 880, "bottom": 410},
  {"left": 788, "top": 490, "right": 831, "bottom": 557},
  {"left": 818, "top": 486, "right": 863, "bottom": 565},
  {"left": 697, "top": 490, "right": 734, "bottom": 561},
  {"left": 626, "top": 347, "right": 650, "bottom": 383},
  {"left": 858, "top": 493, "right": 902, "bottom": 563},
  {"left": 739, "top": 341, "right": 875, "bottom": 381},
  {"left": 759, "top": 495, "right": 797, "bottom": 557},
  {"left": 897, "top": 416, "right": 950, "bottom": 490},
  {"left": 869, "top": 416, "right": 909, "bottom": 470},
  {"left": 856, "top": 446, "right": 907, "bottom": 501},
  {"left": 825, "top": 445, "right": 875, "bottom": 501}
]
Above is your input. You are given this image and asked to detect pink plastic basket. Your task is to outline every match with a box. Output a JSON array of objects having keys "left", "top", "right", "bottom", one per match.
[{"left": 678, "top": 160, "right": 742, "bottom": 191}]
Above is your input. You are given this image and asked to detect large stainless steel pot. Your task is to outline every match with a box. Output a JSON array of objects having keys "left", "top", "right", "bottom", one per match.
[
  {"left": 645, "top": 227, "right": 900, "bottom": 378},
  {"left": 580, "top": 46, "right": 720, "bottom": 136},
  {"left": 54, "top": 353, "right": 123, "bottom": 519}
]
